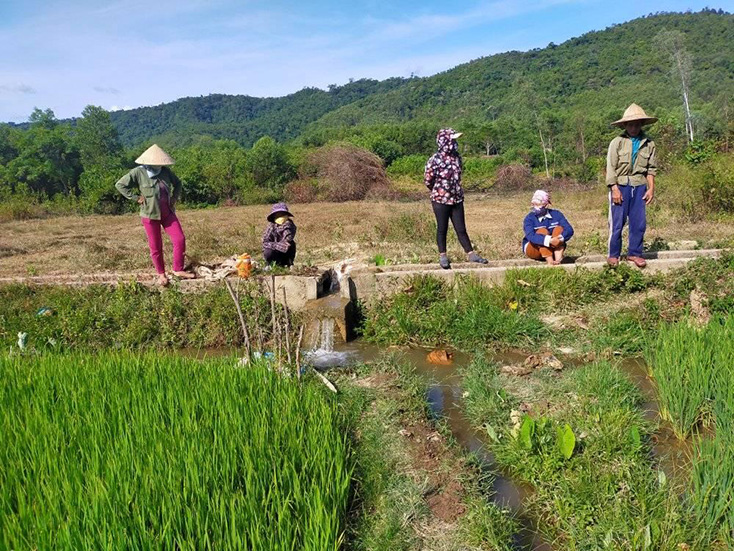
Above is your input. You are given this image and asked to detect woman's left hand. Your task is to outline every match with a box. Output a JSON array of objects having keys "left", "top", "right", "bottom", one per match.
[{"left": 643, "top": 188, "right": 654, "bottom": 205}]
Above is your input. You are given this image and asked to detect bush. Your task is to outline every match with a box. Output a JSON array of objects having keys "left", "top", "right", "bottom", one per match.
[
  {"left": 386, "top": 154, "right": 426, "bottom": 180},
  {"left": 463, "top": 157, "right": 503, "bottom": 190},
  {"left": 297, "top": 143, "right": 392, "bottom": 202},
  {"left": 77, "top": 163, "right": 130, "bottom": 214},
  {"left": 284, "top": 179, "right": 319, "bottom": 203},
  {"left": 656, "top": 153, "right": 734, "bottom": 220},
  {"left": 246, "top": 136, "right": 296, "bottom": 191},
  {"left": 493, "top": 164, "right": 535, "bottom": 191},
  {"left": 0, "top": 192, "right": 49, "bottom": 222}
]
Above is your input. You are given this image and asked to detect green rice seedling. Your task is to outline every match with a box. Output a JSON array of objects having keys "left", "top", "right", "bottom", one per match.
[
  {"left": 688, "top": 436, "right": 734, "bottom": 547},
  {"left": 686, "top": 316, "right": 734, "bottom": 546},
  {"left": 0, "top": 352, "right": 353, "bottom": 551},
  {"left": 647, "top": 315, "right": 734, "bottom": 440}
]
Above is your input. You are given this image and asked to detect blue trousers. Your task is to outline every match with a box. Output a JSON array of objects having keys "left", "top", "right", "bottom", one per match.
[{"left": 608, "top": 184, "right": 646, "bottom": 258}]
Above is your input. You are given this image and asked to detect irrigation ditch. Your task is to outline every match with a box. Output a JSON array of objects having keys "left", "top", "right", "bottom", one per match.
[{"left": 2, "top": 251, "right": 733, "bottom": 549}]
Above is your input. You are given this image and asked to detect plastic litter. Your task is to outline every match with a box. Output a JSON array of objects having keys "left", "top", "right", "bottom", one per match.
[
  {"left": 427, "top": 349, "right": 454, "bottom": 365},
  {"left": 235, "top": 254, "right": 252, "bottom": 278}
]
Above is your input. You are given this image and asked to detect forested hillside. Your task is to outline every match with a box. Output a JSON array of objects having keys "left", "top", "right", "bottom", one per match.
[
  {"left": 108, "top": 78, "right": 408, "bottom": 147},
  {"left": 102, "top": 10, "right": 732, "bottom": 153}
]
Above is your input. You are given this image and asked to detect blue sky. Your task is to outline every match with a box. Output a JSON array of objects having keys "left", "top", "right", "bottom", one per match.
[{"left": 0, "top": 0, "right": 729, "bottom": 122}]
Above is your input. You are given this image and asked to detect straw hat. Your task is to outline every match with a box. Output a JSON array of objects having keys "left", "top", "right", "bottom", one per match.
[
  {"left": 611, "top": 103, "right": 658, "bottom": 128},
  {"left": 135, "top": 144, "right": 175, "bottom": 166}
]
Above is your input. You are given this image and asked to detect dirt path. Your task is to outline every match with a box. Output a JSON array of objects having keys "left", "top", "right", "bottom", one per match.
[{"left": 2, "top": 190, "right": 732, "bottom": 279}]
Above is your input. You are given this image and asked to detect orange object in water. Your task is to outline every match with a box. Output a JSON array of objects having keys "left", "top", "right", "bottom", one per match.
[
  {"left": 236, "top": 253, "right": 252, "bottom": 278},
  {"left": 427, "top": 349, "right": 454, "bottom": 365}
]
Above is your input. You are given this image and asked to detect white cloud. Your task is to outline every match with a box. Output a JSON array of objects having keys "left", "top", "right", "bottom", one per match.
[{"left": 0, "top": 83, "right": 36, "bottom": 94}]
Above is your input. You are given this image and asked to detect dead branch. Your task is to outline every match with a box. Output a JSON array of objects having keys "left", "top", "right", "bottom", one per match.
[
  {"left": 282, "top": 288, "right": 292, "bottom": 367},
  {"left": 312, "top": 368, "right": 338, "bottom": 393},
  {"left": 295, "top": 325, "right": 304, "bottom": 380},
  {"left": 269, "top": 274, "right": 282, "bottom": 368},
  {"left": 224, "top": 278, "right": 251, "bottom": 358}
]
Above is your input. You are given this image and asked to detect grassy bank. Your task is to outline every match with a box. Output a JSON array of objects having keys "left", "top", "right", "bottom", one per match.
[
  {"left": 0, "top": 281, "right": 274, "bottom": 351},
  {"left": 462, "top": 357, "right": 692, "bottom": 549},
  {"left": 336, "top": 356, "right": 518, "bottom": 550},
  {"left": 0, "top": 352, "right": 352, "bottom": 550},
  {"left": 362, "top": 252, "right": 734, "bottom": 356}
]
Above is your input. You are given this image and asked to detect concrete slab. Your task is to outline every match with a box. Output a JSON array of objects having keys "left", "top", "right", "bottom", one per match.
[
  {"left": 0, "top": 249, "right": 723, "bottom": 311},
  {"left": 346, "top": 250, "right": 724, "bottom": 304}
]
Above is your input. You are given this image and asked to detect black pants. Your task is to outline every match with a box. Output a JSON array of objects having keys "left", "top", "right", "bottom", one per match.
[
  {"left": 263, "top": 243, "right": 296, "bottom": 267},
  {"left": 431, "top": 201, "right": 473, "bottom": 254}
]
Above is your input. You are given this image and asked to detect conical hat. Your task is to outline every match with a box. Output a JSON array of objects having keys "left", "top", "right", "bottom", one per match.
[
  {"left": 135, "top": 144, "right": 175, "bottom": 166},
  {"left": 611, "top": 103, "right": 658, "bottom": 127}
]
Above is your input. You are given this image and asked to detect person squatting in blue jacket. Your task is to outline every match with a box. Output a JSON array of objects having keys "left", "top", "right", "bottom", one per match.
[{"left": 522, "top": 190, "right": 574, "bottom": 265}]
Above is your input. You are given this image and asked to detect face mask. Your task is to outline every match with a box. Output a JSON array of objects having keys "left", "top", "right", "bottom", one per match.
[
  {"left": 144, "top": 165, "right": 162, "bottom": 177},
  {"left": 274, "top": 215, "right": 290, "bottom": 225},
  {"left": 533, "top": 206, "right": 548, "bottom": 216}
]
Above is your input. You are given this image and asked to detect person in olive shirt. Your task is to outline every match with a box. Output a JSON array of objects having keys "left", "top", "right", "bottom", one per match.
[
  {"left": 606, "top": 104, "right": 658, "bottom": 268},
  {"left": 115, "top": 144, "right": 195, "bottom": 286}
]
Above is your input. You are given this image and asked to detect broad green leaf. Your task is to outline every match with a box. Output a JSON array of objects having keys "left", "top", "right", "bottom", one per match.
[
  {"left": 485, "top": 424, "right": 499, "bottom": 443},
  {"left": 518, "top": 416, "right": 535, "bottom": 451},
  {"left": 556, "top": 423, "right": 576, "bottom": 459}
]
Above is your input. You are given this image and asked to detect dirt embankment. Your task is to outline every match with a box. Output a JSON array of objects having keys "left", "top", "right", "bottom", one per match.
[{"left": 2, "top": 190, "right": 732, "bottom": 280}]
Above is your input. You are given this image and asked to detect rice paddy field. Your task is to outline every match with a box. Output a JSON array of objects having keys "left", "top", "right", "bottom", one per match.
[
  {"left": 1, "top": 252, "right": 734, "bottom": 550},
  {"left": 0, "top": 353, "right": 352, "bottom": 550}
]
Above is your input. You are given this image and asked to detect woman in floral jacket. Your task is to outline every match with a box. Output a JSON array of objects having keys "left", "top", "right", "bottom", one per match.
[{"left": 424, "top": 128, "right": 488, "bottom": 269}]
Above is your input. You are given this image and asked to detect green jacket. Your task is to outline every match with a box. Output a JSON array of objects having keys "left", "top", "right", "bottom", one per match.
[
  {"left": 115, "top": 166, "right": 182, "bottom": 220},
  {"left": 605, "top": 132, "right": 658, "bottom": 187}
]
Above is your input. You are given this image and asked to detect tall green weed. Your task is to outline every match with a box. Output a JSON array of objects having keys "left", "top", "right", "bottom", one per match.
[{"left": 362, "top": 275, "right": 546, "bottom": 348}]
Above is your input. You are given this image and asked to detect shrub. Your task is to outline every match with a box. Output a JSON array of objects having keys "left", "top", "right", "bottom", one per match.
[
  {"left": 386, "top": 154, "right": 426, "bottom": 180},
  {"left": 298, "top": 143, "right": 391, "bottom": 202},
  {"left": 493, "top": 164, "right": 535, "bottom": 191},
  {"left": 463, "top": 157, "right": 503, "bottom": 191},
  {"left": 656, "top": 153, "right": 734, "bottom": 220},
  {"left": 284, "top": 179, "right": 319, "bottom": 203},
  {"left": 246, "top": 136, "right": 296, "bottom": 191}
]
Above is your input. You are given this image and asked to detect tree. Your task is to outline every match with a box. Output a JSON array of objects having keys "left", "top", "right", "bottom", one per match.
[
  {"left": 74, "top": 105, "right": 123, "bottom": 168},
  {"left": 6, "top": 113, "right": 81, "bottom": 196},
  {"left": 246, "top": 136, "right": 295, "bottom": 190},
  {"left": 656, "top": 29, "right": 695, "bottom": 143},
  {"left": 28, "top": 108, "right": 58, "bottom": 130}
]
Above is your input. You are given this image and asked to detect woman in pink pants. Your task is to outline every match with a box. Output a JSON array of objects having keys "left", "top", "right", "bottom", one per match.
[{"left": 115, "top": 144, "right": 195, "bottom": 286}]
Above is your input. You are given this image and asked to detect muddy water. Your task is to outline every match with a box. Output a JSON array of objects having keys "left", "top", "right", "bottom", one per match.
[
  {"left": 308, "top": 343, "right": 550, "bottom": 550},
  {"left": 415, "top": 351, "right": 550, "bottom": 551},
  {"left": 618, "top": 358, "right": 693, "bottom": 489}
]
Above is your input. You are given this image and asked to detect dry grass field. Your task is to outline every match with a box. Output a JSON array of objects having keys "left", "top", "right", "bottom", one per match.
[{"left": 1, "top": 188, "right": 732, "bottom": 278}]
